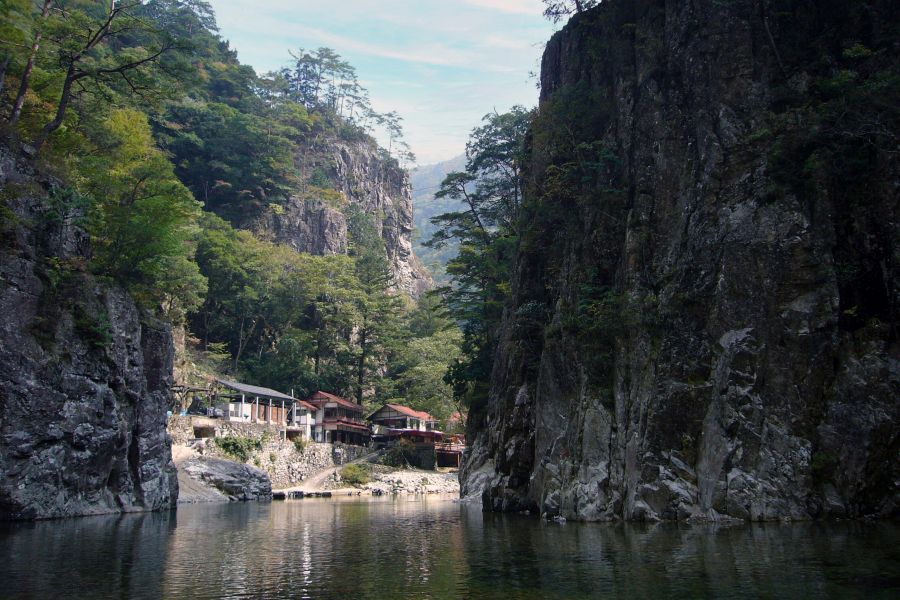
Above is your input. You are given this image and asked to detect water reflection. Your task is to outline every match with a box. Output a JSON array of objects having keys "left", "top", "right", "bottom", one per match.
[
  {"left": 0, "top": 497, "right": 897, "bottom": 599},
  {"left": 0, "top": 509, "right": 175, "bottom": 599}
]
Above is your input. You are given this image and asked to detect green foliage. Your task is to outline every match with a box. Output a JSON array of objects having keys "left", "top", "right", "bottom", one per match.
[
  {"left": 381, "top": 328, "right": 463, "bottom": 427},
  {"left": 382, "top": 439, "right": 416, "bottom": 468},
  {"left": 293, "top": 437, "right": 309, "bottom": 453},
  {"left": 72, "top": 301, "right": 112, "bottom": 352},
  {"left": 273, "top": 47, "right": 414, "bottom": 165},
  {"left": 78, "top": 108, "right": 206, "bottom": 321},
  {"left": 760, "top": 7, "right": 899, "bottom": 332},
  {"left": 542, "top": 1, "right": 599, "bottom": 23},
  {"left": 0, "top": 1, "right": 210, "bottom": 323},
  {"left": 307, "top": 186, "right": 345, "bottom": 208},
  {"left": 160, "top": 101, "right": 302, "bottom": 218},
  {"left": 340, "top": 463, "right": 371, "bottom": 486},
  {"left": 214, "top": 436, "right": 262, "bottom": 462},
  {"left": 193, "top": 211, "right": 368, "bottom": 395},
  {"left": 425, "top": 107, "right": 532, "bottom": 415},
  {"left": 2, "top": 0, "right": 462, "bottom": 410}
]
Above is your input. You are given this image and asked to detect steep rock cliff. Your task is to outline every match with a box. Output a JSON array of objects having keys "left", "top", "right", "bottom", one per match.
[
  {"left": 463, "top": 0, "right": 898, "bottom": 521},
  {"left": 0, "top": 146, "right": 178, "bottom": 520},
  {"left": 253, "top": 137, "right": 431, "bottom": 297}
]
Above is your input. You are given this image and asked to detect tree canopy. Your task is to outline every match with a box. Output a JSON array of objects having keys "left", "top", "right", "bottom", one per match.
[
  {"left": 426, "top": 107, "right": 532, "bottom": 419},
  {"left": 0, "top": 0, "right": 464, "bottom": 428}
]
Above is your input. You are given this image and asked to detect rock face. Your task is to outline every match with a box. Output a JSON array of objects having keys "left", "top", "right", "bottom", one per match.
[
  {"left": 252, "top": 137, "right": 432, "bottom": 297},
  {"left": 462, "top": 0, "right": 898, "bottom": 521},
  {"left": 263, "top": 196, "right": 348, "bottom": 256},
  {"left": 0, "top": 145, "right": 178, "bottom": 519},
  {"left": 180, "top": 456, "right": 271, "bottom": 502}
]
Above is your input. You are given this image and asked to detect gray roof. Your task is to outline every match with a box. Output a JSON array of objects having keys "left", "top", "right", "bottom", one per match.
[{"left": 216, "top": 378, "right": 294, "bottom": 401}]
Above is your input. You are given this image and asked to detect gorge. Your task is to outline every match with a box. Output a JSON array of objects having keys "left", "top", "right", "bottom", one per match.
[
  {"left": 1, "top": 0, "right": 899, "bottom": 597},
  {"left": 0, "top": 0, "right": 896, "bottom": 531}
]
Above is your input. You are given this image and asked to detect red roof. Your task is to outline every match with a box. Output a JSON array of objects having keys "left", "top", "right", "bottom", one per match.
[
  {"left": 383, "top": 403, "right": 437, "bottom": 422},
  {"left": 296, "top": 400, "right": 318, "bottom": 412},
  {"left": 306, "top": 391, "right": 363, "bottom": 412}
]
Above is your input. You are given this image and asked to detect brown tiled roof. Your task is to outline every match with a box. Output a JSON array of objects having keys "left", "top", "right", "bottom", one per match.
[
  {"left": 383, "top": 403, "right": 437, "bottom": 422},
  {"left": 296, "top": 400, "right": 318, "bottom": 412},
  {"left": 306, "top": 391, "right": 363, "bottom": 412}
]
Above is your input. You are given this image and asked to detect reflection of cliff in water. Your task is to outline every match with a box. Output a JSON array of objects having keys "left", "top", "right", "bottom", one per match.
[
  {"left": 0, "top": 510, "right": 176, "bottom": 599},
  {"left": 0, "top": 500, "right": 897, "bottom": 598}
]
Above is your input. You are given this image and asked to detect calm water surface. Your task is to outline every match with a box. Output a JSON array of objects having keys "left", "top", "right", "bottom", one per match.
[{"left": 1, "top": 496, "right": 897, "bottom": 599}]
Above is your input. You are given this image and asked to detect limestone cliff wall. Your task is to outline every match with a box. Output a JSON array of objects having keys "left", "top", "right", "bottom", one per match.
[
  {"left": 253, "top": 137, "right": 432, "bottom": 297},
  {"left": 462, "top": 0, "right": 898, "bottom": 521},
  {"left": 0, "top": 146, "right": 178, "bottom": 519}
]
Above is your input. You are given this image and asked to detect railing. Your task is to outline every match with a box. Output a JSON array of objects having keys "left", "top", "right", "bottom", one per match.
[{"left": 435, "top": 442, "right": 465, "bottom": 453}]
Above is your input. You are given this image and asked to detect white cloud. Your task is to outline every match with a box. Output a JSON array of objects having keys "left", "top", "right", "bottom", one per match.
[
  {"left": 283, "top": 24, "right": 479, "bottom": 68},
  {"left": 208, "top": 0, "right": 554, "bottom": 162},
  {"left": 461, "top": 0, "right": 544, "bottom": 15},
  {"left": 483, "top": 34, "right": 532, "bottom": 50}
]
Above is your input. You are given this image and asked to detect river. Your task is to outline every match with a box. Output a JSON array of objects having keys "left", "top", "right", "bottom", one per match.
[{"left": 1, "top": 496, "right": 897, "bottom": 599}]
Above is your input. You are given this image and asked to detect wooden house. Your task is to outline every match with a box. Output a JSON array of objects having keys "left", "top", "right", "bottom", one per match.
[
  {"left": 367, "top": 403, "right": 439, "bottom": 435},
  {"left": 304, "top": 391, "right": 370, "bottom": 446},
  {"left": 367, "top": 403, "right": 460, "bottom": 470},
  {"left": 214, "top": 379, "right": 314, "bottom": 438}
]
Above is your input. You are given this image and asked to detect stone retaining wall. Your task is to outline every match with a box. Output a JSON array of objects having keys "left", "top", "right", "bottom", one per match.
[
  {"left": 168, "top": 415, "right": 287, "bottom": 445},
  {"left": 168, "top": 416, "right": 369, "bottom": 489}
]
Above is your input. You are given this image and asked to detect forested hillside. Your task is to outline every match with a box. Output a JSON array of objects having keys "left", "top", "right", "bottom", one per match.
[
  {"left": 0, "top": 0, "right": 457, "bottom": 427},
  {"left": 410, "top": 154, "right": 464, "bottom": 281}
]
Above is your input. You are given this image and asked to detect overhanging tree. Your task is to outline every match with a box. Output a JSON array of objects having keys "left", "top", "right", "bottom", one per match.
[
  {"left": 32, "top": 0, "right": 179, "bottom": 152},
  {"left": 426, "top": 106, "right": 532, "bottom": 416},
  {"left": 542, "top": 0, "right": 598, "bottom": 23}
]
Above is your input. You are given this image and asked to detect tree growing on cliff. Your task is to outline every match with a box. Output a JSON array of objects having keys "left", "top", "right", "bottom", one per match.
[
  {"left": 542, "top": 0, "right": 598, "bottom": 23},
  {"left": 426, "top": 106, "right": 532, "bottom": 415},
  {"left": 81, "top": 108, "right": 206, "bottom": 320},
  {"left": 26, "top": 1, "right": 179, "bottom": 152}
]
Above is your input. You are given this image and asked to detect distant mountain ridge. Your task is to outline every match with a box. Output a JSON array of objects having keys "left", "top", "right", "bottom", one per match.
[{"left": 410, "top": 154, "right": 466, "bottom": 283}]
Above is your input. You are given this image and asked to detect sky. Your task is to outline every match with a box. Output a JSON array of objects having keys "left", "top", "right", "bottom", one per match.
[{"left": 206, "top": 0, "right": 558, "bottom": 165}]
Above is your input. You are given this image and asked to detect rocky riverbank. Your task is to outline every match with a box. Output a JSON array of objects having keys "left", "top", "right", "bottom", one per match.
[
  {"left": 294, "top": 462, "right": 460, "bottom": 496},
  {"left": 173, "top": 445, "right": 270, "bottom": 503},
  {"left": 168, "top": 416, "right": 370, "bottom": 489}
]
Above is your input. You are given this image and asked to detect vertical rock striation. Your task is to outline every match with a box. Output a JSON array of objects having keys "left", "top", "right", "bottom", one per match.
[
  {"left": 462, "top": 0, "right": 898, "bottom": 521},
  {"left": 0, "top": 145, "right": 178, "bottom": 520}
]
